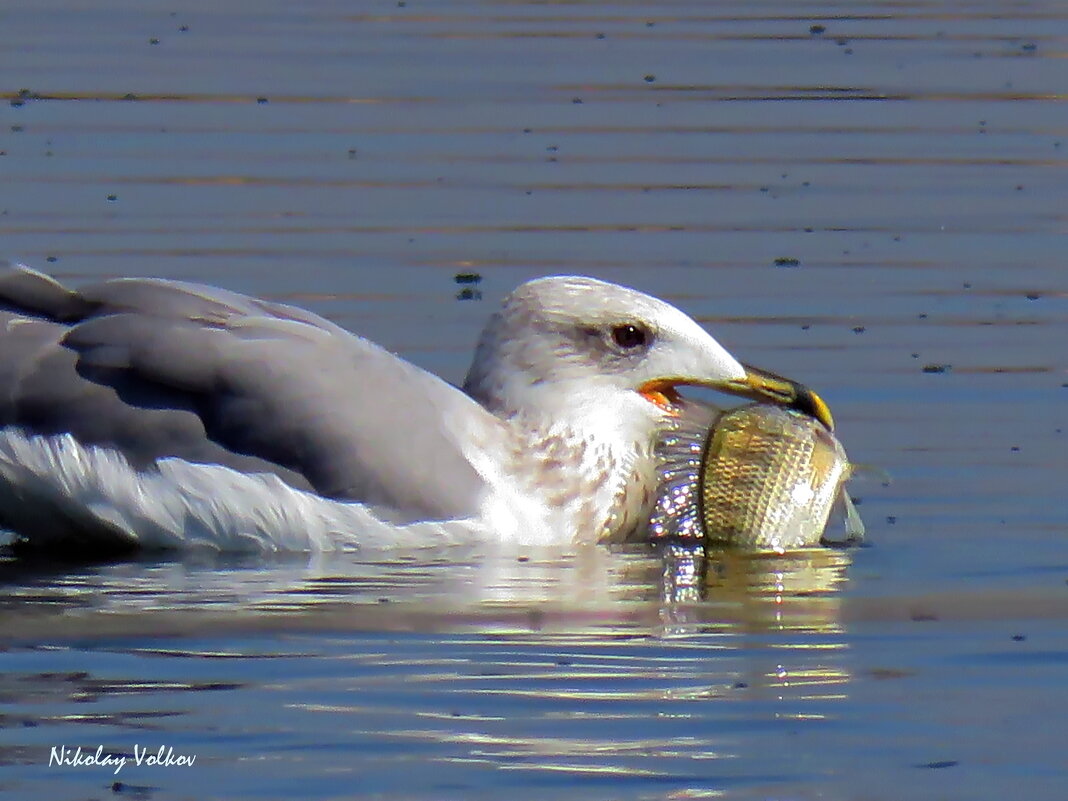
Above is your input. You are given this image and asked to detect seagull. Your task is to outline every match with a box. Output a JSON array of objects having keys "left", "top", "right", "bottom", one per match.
[{"left": 0, "top": 262, "right": 830, "bottom": 554}]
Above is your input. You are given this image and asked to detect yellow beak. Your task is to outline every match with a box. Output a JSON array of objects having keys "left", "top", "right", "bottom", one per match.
[
  {"left": 718, "top": 364, "right": 834, "bottom": 431},
  {"left": 640, "top": 364, "right": 835, "bottom": 431}
]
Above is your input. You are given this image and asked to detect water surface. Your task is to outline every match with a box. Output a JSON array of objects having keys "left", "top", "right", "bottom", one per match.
[{"left": 1, "top": 1, "right": 1066, "bottom": 799}]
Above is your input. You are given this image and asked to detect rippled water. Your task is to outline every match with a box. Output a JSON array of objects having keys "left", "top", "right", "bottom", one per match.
[{"left": 1, "top": 1, "right": 1066, "bottom": 799}]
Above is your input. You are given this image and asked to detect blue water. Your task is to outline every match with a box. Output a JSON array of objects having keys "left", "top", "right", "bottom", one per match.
[
  {"left": 3, "top": 567, "right": 1067, "bottom": 800},
  {"left": 1, "top": 0, "right": 1067, "bottom": 798}
]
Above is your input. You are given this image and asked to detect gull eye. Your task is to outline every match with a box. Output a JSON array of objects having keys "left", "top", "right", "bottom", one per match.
[{"left": 611, "top": 323, "right": 650, "bottom": 351}]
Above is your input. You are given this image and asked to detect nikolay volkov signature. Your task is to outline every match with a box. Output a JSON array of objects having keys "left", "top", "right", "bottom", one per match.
[{"left": 49, "top": 744, "right": 196, "bottom": 775}]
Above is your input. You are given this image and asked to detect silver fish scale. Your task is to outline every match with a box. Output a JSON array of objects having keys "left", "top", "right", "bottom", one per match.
[{"left": 648, "top": 432, "right": 704, "bottom": 539}]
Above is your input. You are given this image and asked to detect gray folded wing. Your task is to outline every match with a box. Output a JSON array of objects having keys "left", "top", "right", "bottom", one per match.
[{"left": 0, "top": 263, "right": 493, "bottom": 522}]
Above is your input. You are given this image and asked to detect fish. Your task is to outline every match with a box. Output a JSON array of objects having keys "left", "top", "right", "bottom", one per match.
[{"left": 649, "top": 402, "right": 864, "bottom": 551}]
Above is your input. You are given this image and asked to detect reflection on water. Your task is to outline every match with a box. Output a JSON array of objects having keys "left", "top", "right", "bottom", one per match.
[
  {"left": 660, "top": 545, "right": 851, "bottom": 633},
  {"left": 655, "top": 545, "right": 854, "bottom": 717},
  {"left": 0, "top": 542, "right": 853, "bottom": 635},
  {"left": 0, "top": 544, "right": 859, "bottom": 717},
  {"left": 0, "top": 544, "right": 860, "bottom": 798},
  {"left": 2, "top": 0, "right": 1067, "bottom": 797}
]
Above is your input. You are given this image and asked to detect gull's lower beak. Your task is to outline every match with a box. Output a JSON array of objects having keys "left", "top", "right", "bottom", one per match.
[{"left": 640, "top": 364, "right": 835, "bottom": 431}]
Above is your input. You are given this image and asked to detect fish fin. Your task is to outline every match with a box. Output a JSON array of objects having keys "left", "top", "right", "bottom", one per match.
[
  {"left": 847, "top": 462, "right": 893, "bottom": 487},
  {"left": 822, "top": 489, "right": 866, "bottom": 546},
  {"left": 842, "top": 491, "right": 866, "bottom": 542}
]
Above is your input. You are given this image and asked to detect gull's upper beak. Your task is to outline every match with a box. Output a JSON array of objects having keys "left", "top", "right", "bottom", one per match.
[{"left": 640, "top": 364, "right": 835, "bottom": 431}]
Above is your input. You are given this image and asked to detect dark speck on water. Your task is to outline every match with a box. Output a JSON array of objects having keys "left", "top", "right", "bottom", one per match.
[
  {"left": 454, "top": 272, "right": 482, "bottom": 285},
  {"left": 774, "top": 257, "right": 801, "bottom": 267},
  {"left": 923, "top": 364, "right": 951, "bottom": 373},
  {"left": 8, "top": 89, "right": 37, "bottom": 108},
  {"left": 916, "top": 761, "right": 959, "bottom": 770},
  {"left": 868, "top": 668, "right": 913, "bottom": 680},
  {"left": 809, "top": 24, "right": 826, "bottom": 35},
  {"left": 911, "top": 612, "right": 939, "bottom": 622},
  {"left": 111, "top": 780, "right": 156, "bottom": 797}
]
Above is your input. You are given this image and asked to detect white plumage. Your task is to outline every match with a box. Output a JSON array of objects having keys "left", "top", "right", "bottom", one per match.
[{"left": 0, "top": 266, "right": 816, "bottom": 554}]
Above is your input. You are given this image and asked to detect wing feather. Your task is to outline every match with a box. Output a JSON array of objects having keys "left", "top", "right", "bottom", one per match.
[{"left": 0, "top": 263, "right": 494, "bottom": 522}]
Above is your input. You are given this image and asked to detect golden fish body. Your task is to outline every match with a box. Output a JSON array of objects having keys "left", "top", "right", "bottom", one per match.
[{"left": 650, "top": 403, "right": 863, "bottom": 551}]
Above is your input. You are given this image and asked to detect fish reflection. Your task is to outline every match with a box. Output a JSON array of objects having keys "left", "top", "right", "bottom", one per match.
[
  {"left": 658, "top": 543, "right": 852, "bottom": 633},
  {"left": 657, "top": 543, "right": 853, "bottom": 716}
]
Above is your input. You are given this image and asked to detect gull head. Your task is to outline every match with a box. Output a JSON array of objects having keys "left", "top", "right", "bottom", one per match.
[{"left": 462, "top": 276, "right": 831, "bottom": 432}]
